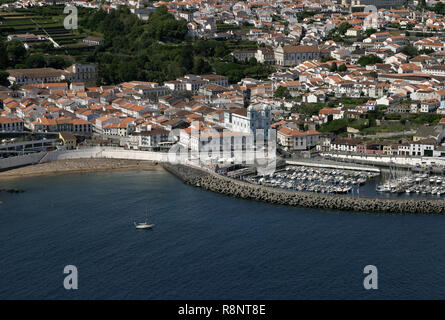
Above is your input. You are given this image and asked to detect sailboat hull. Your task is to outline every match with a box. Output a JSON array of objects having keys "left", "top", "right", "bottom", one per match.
[{"left": 135, "top": 224, "right": 154, "bottom": 229}]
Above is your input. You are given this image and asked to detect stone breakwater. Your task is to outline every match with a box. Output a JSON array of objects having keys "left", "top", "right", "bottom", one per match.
[{"left": 163, "top": 163, "right": 445, "bottom": 214}]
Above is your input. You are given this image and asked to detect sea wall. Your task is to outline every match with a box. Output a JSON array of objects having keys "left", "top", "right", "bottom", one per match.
[
  {"left": 0, "top": 148, "right": 170, "bottom": 171},
  {"left": 163, "top": 163, "right": 445, "bottom": 214},
  {"left": 42, "top": 148, "right": 170, "bottom": 162},
  {"left": 0, "top": 152, "right": 46, "bottom": 171}
]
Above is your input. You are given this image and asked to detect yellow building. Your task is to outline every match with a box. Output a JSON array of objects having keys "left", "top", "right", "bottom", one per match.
[
  {"left": 382, "top": 145, "right": 392, "bottom": 155},
  {"left": 59, "top": 132, "right": 77, "bottom": 150}
]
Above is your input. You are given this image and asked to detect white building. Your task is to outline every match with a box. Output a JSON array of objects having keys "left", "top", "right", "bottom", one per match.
[
  {"left": 64, "top": 64, "right": 98, "bottom": 82},
  {"left": 420, "top": 99, "right": 440, "bottom": 113},
  {"left": 224, "top": 104, "right": 271, "bottom": 139},
  {"left": 190, "top": 130, "right": 251, "bottom": 154},
  {"left": 274, "top": 45, "right": 320, "bottom": 67},
  {"left": 7, "top": 64, "right": 98, "bottom": 85},
  {"left": 138, "top": 128, "right": 170, "bottom": 149},
  {"left": 277, "top": 127, "right": 320, "bottom": 151},
  {"left": 329, "top": 138, "right": 359, "bottom": 152},
  {"left": 0, "top": 116, "right": 24, "bottom": 132},
  {"left": 409, "top": 139, "right": 435, "bottom": 156}
]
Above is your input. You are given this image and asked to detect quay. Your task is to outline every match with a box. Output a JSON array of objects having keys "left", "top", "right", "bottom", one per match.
[
  {"left": 322, "top": 152, "right": 445, "bottom": 173},
  {"left": 286, "top": 159, "right": 380, "bottom": 173}
]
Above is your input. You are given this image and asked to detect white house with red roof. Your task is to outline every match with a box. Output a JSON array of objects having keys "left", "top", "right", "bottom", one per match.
[{"left": 277, "top": 127, "right": 320, "bottom": 151}]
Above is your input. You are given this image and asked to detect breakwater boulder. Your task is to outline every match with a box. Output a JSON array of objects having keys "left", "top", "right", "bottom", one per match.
[
  {"left": 162, "top": 163, "right": 209, "bottom": 186},
  {"left": 0, "top": 188, "right": 25, "bottom": 193},
  {"left": 162, "top": 163, "right": 445, "bottom": 214}
]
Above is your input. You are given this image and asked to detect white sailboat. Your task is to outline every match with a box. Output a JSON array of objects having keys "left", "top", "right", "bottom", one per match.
[
  {"left": 134, "top": 209, "right": 154, "bottom": 229},
  {"left": 134, "top": 221, "right": 154, "bottom": 229}
]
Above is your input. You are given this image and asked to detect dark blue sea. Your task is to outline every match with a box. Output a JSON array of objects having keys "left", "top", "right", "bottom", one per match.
[{"left": 1, "top": 168, "right": 445, "bottom": 299}]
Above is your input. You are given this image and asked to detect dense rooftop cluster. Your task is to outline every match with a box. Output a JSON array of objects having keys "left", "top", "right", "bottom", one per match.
[{"left": 3, "top": 1, "right": 445, "bottom": 158}]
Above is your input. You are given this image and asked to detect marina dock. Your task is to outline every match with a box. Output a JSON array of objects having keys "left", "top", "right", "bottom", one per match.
[{"left": 286, "top": 159, "right": 381, "bottom": 173}]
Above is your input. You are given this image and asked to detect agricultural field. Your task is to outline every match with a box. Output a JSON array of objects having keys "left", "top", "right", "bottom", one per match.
[{"left": 0, "top": 6, "right": 97, "bottom": 49}]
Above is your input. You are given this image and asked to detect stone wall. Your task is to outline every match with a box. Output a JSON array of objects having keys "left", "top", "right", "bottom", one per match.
[
  {"left": 0, "top": 147, "right": 171, "bottom": 171},
  {"left": 0, "top": 152, "right": 46, "bottom": 171}
]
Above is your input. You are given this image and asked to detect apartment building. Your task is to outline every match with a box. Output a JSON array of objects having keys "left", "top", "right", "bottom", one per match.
[
  {"left": 7, "top": 64, "right": 98, "bottom": 85},
  {"left": 0, "top": 116, "right": 24, "bottom": 132},
  {"left": 277, "top": 127, "right": 320, "bottom": 151},
  {"left": 274, "top": 45, "right": 320, "bottom": 67},
  {"left": 138, "top": 128, "right": 171, "bottom": 150}
]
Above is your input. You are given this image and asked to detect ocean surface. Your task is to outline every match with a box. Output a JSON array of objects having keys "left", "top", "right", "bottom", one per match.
[{"left": 1, "top": 168, "right": 445, "bottom": 299}]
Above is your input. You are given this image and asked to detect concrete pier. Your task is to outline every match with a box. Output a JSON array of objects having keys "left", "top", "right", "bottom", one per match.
[{"left": 286, "top": 159, "right": 380, "bottom": 173}]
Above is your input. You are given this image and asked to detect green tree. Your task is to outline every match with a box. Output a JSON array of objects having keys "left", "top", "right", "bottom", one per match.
[
  {"left": 321, "top": 56, "right": 334, "bottom": 62},
  {"left": 177, "top": 44, "right": 194, "bottom": 72},
  {"left": 6, "top": 40, "right": 27, "bottom": 64},
  {"left": 433, "top": 2, "right": 445, "bottom": 14},
  {"left": 338, "top": 64, "right": 347, "bottom": 72},
  {"left": 319, "top": 118, "right": 349, "bottom": 134},
  {"left": 357, "top": 55, "right": 383, "bottom": 66},
  {"left": 365, "top": 28, "right": 377, "bottom": 37},
  {"left": 10, "top": 82, "right": 20, "bottom": 91},
  {"left": 31, "top": 41, "right": 54, "bottom": 53},
  {"left": 248, "top": 57, "right": 257, "bottom": 65},
  {"left": 192, "top": 57, "right": 212, "bottom": 74},
  {"left": 215, "top": 43, "right": 229, "bottom": 58},
  {"left": 274, "top": 86, "right": 291, "bottom": 99},
  {"left": 25, "top": 54, "right": 46, "bottom": 68},
  {"left": 0, "top": 71, "right": 9, "bottom": 87},
  {"left": 337, "top": 22, "right": 352, "bottom": 35},
  {"left": 47, "top": 56, "right": 69, "bottom": 69},
  {"left": 76, "top": 6, "right": 272, "bottom": 85},
  {"left": 0, "top": 42, "right": 8, "bottom": 69},
  {"left": 401, "top": 45, "right": 418, "bottom": 58}
]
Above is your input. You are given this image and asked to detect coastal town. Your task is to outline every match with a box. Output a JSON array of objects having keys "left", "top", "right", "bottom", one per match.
[
  {"left": 4, "top": 0, "right": 445, "bottom": 303},
  {"left": 3, "top": 1, "right": 445, "bottom": 179}
]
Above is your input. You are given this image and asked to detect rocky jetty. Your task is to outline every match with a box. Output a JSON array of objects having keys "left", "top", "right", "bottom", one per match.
[
  {"left": 163, "top": 163, "right": 445, "bottom": 214},
  {"left": 0, "top": 188, "right": 25, "bottom": 193}
]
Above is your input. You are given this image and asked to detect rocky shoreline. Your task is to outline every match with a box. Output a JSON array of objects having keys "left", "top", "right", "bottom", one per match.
[{"left": 163, "top": 163, "right": 445, "bottom": 214}]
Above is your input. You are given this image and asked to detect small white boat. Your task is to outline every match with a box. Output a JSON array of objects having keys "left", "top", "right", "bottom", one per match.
[
  {"left": 134, "top": 221, "right": 154, "bottom": 229},
  {"left": 134, "top": 210, "right": 154, "bottom": 229}
]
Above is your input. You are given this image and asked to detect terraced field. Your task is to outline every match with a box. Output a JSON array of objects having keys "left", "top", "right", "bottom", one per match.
[{"left": 0, "top": 9, "right": 86, "bottom": 46}]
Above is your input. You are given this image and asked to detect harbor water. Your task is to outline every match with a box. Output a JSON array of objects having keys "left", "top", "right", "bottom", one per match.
[{"left": 1, "top": 168, "right": 445, "bottom": 299}]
